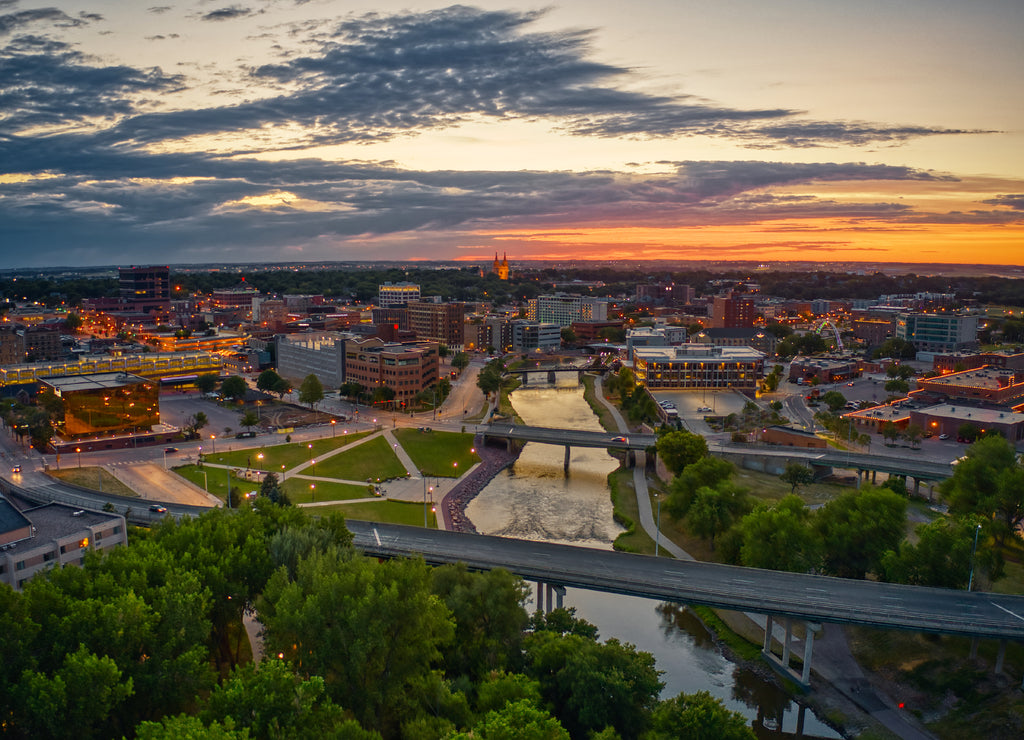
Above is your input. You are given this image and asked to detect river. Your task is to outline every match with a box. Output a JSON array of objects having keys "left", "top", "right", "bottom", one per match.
[{"left": 466, "top": 383, "right": 842, "bottom": 739}]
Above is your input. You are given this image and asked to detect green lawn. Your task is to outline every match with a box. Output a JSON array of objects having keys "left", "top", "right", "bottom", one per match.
[
  {"left": 311, "top": 435, "right": 407, "bottom": 482},
  {"left": 172, "top": 464, "right": 238, "bottom": 503},
  {"left": 48, "top": 467, "right": 138, "bottom": 497},
  {"left": 283, "top": 478, "right": 373, "bottom": 504},
  {"left": 198, "top": 431, "right": 372, "bottom": 472},
  {"left": 582, "top": 375, "right": 616, "bottom": 432},
  {"left": 310, "top": 500, "right": 437, "bottom": 528},
  {"left": 392, "top": 428, "right": 480, "bottom": 477}
]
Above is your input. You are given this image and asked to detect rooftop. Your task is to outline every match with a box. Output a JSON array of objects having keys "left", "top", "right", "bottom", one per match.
[
  {"left": 915, "top": 404, "right": 1023, "bottom": 424},
  {"left": 42, "top": 372, "right": 149, "bottom": 392}
]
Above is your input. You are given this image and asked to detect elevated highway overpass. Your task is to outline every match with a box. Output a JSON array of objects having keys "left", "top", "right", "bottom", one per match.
[{"left": 480, "top": 424, "right": 656, "bottom": 470}]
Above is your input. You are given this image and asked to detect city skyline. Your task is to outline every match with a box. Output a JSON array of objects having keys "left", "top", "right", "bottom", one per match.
[{"left": 1, "top": 1, "right": 1022, "bottom": 268}]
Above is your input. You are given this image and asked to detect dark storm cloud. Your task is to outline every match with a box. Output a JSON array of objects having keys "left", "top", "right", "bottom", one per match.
[
  {"left": 201, "top": 6, "right": 253, "bottom": 22},
  {"left": 148, "top": 6, "right": 172, "bottom": 13},
  {"left": 0, "top": 37, "right": 184, "bottom": 132}
]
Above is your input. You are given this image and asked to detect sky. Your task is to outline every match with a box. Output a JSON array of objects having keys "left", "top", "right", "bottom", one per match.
[{"left": 1, "top": 0, "right": 1023, "bottom": 269}]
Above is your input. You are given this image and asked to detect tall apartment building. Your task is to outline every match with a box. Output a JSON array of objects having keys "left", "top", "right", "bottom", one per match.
[
  {"left": 527, "top": 294, "right": 609, "bottom": 327},
  {"left": 118, "top": 265, "right": 170, "bottom": 313},
  {"left": 407, "top": 301, "right": 465, "bottom": 351},
  {"left": 371, "top": 307, "right": 410, "bottom": 332},
  {"left": 895, "top": 312, "right": 979, "bottom": 353},
  {"left": 710, "top": 295, "right": 755, "bottom": 329},
  {"left": 378, "top": 282, "right": 421, "bottom": 307}
]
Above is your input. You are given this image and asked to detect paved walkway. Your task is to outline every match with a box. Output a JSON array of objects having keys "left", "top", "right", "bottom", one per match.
[{"left": 591, "top": 376, "right": 691, "bottom": 560}]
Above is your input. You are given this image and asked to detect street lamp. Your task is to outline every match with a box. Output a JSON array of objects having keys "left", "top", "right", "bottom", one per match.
[
  {"left": 968, "top": 523, "right": 983, "bottom": 591},
  {"left": 281, "top": 464, "right": 286, "bottom": 482},
  {"left": 310, "top": 483, "right": 316, "bottom": 503},
  {"left": 200, "top": 469, "right": 208, "bottom": 492},
  {"left": 331, "top": 419, "right": 336, "bottom": 437},
  {"left": 256, "top": 452, "right": 264, "bottom": 471},
  {"left": 211, "top": 434, "right": 216, "bottom": 454}
]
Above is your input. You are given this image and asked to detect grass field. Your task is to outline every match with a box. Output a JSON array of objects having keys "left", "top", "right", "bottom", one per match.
[
  {"left": 48, "top": 467, "right": 138, "bottom": 497},
  {"left": 582, "top": 375, "right": 617, "bottom": 432},
  {"left": 311, "top": 435, "right": 407, "bottom": 482},
  {"left": 197, "top": 431, "right": 372, "bottom": 472},
  {"left": 309, "top": 499, "right": 436, "bottom": 527},
  {"left": 392, "top": 428, "right": 479, "bottom": 477},
  {"left": 283, "top": 478, "right": 373, "bottom": 504}
]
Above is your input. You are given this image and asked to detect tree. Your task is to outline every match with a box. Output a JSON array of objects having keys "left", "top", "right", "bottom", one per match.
[
  {"left": 645, "top": 690, "right": 755, "bottom": 740},
  {"left": 880, "top": 516, "right": 995, "bottom": 588},
  {"left": 560, "top": 327, "right": 577, "bottom": 345},
  {"left": 238, "top": 410, "right": 259, "bottom": 433},
  {"left": 64, "top": 312, "right": 83, "bottom": 332},
  {"left": 259, "top": 552, "right": 454, "bottom": 736},
  {"left": 666, "top": 456, "right": 735, "bottom": 520},
  {"left": 815, "top": 487, "right": 907, "bottom": 579},
  {"left": 884, "top": 378, "right": 909, "bottom": 395},
  {"left": 686, "top": 485, "right": 749, "bottom": 550},
  {"left": 820, "top": 390, "right": 847, "bottom": 414},
  {"left": 655, "top": 430, "right": 708, "bottom": 476},
  {"left": 340, "top": 381, "right": 365, "bottom": 403},
  {"left": 477, "top": 359, "right": 505, "bottom": 397},
  {"left": 873, "top": 337, "right": 916, "bottom": 359},
  {"left": 371, "top": 386, "right": 396, "bottom": 405},
  {"left": 257, "top": 369, "right": 289, "bottom": 398},
  {"left": 220, "top": 375, "right": 248, "bottom": 403},
  {"left": 454, "top": 699, "right": 569, "bottom": 740},
  {"left": 196, "top": 373, "right": 219, "bottom": 395},
  {"left": 183, "top": 411, "right": 208, "bottom": 438},
  {"left": 298, "top": 373, "right": 324, "bottom": 409},
  {"left": 451, "top": 352, "right": 471, "bottom": 372},
  {"left": 943, "top": 435, "right": 1024, "bottom": 545},
  {"left": 438, "top": 344, "right": 450, "bottom": 358},
  {"left": 880, "top": 421, "right": 900, "bottom": 446},
  {"left": 524, "top": 631, "right": 663, "bottom": 739},
  {"left": 904, "top": 423, "right": 923, "bottom": 449},
  {"left": 956, "top": 423, "right": 979, "bottom": 443},
  {"left": 779, "top": 462, "right": 814, "bottom": 494},
  {"left": 737, "top": 496, "right": 819, "bottom": 573}
]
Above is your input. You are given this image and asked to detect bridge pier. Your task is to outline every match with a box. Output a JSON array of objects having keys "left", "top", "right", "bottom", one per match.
[
  {"left": 762, "top": 615, "right": 819, "bottom": 689},
  {"left": 996, "top": 640, "right": 1006, "bottom": 674},
  {"left": 536, "top": 581, "right": 544, "bottom": 613},
  {"left": 535, "top": 582, "right": 566, "bottom": 613},
  {"left": 564, "top": 445, "right": 570, "bottom": 472}
]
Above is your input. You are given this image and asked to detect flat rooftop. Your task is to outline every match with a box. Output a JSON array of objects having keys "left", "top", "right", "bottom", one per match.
[
  {"left": 922, "top": 369, "right": 1019, "bottom": 389},
  {"left": 42, "top": 372, "right": 149, "bottom": 392},
  {"left": 1, "top": 501, "right": 121, "bottom": 554},
  {"left": 915, "top": 404, "right": 1023, "bottom": 424},
  {"left": 845, "top": 404, "right": 911, "bottom": 422}
]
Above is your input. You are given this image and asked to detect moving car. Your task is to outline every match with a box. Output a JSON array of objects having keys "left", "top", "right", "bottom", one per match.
[
  {"left": 11, "top": 465, "right": 21, "bottom": 474},
  {"left": 938, "top": 433, "right": 949, "bottom": 440},
  {"left": 164, "top": 447, "right": 178, "bottom": 453},
  {"left": 149, "top": 505, "right": 168, "bottom": 514},
  {"left": 611, "top": 436, "right": 629, "bottom": 444}
]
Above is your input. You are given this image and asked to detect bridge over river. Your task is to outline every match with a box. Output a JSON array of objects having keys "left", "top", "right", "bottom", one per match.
[{"left": 349, "top": 521, "right": 1024, "bottom": 687}]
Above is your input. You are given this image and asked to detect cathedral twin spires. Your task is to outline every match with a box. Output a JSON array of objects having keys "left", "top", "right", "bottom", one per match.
[{"left": 492, "top": 252, "right": 510, "bottom": 280}]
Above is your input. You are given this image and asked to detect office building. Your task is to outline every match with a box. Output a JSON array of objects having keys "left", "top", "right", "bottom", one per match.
[
  {"left": 118, "top": 265, "right": 171, "bottom": 313},
  {"left": 407, "top": 301, "right": 465, "bottom": 351},
  {"left": 512, "top": 321, "right": 561, "bottom": 352},
  {"left": 710, "top": 295, "right": 756, "bottom": 329},
  {"left": 276, "top": 332, "right": 346, "bottom": 388},
  {"left": 632, "top": 345, "right": 765, "bottom": 391},
  {"left": 41, "top": 373, "right": 160, "bottom": 439},
  {"left": 527, "top": 294, "right": 609, "bottom": 327},
  {"left": 378, "top": 282, "right": 421, "bottom": 307},
  {"left": 896, "top": 312, "right": 978, "bottom": 353}
]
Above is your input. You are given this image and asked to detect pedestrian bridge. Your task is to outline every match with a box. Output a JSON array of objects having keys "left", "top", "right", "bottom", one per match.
[{"left": 348, "top": 521, "right": 1024, "bottom": 687}]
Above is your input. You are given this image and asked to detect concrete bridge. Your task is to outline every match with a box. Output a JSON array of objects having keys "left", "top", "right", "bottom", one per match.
[
  {"left": 349, "top": 521, "right": 1024, "bottom": 688},
  {"left": 481, "top": 424, "right": 657, "bottom": 470},
  {"left": 711, "top": 442, "right": 955, "bottom": 493}
]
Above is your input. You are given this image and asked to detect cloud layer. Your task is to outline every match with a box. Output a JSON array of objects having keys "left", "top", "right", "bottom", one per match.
[{"left": 0, "top": 2, "right": 1017, "bottom": 266}]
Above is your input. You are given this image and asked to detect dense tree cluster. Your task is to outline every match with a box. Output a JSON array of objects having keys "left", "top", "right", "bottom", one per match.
[{"left": 0, "top": 505, "right": 755, "bottom": 739}]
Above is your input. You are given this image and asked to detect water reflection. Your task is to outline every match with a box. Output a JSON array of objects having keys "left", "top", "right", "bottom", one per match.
[{"left": 470, "top": 382, "right": 841, "bottom": 739}]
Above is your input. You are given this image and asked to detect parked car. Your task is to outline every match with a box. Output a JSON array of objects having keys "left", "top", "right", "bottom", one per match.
[{"left": 938, "top": 433, "right": 949, "bottom": 440}]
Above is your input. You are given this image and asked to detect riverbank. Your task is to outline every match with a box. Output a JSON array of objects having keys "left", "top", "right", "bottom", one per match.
[{"left": 439, "top": 435, "right": 521, "bottom": 532}]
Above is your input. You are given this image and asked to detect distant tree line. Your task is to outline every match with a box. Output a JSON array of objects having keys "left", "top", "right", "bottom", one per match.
[{"left": 4, "top": 266, "right": 1023, "bottom": 308}]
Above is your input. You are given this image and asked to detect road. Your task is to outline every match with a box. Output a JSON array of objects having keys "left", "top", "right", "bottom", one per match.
[{"left": 347, "top": 521, "right": 1024, "bottom": 641}]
